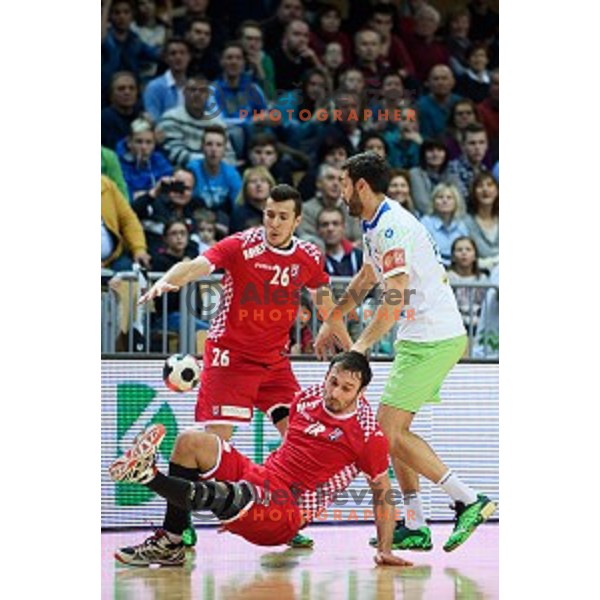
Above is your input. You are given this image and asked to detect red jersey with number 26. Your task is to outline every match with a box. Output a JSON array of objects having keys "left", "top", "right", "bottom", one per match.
[
  {"left": 202, "top": 227, "right": 329, "bottom": 363},
  {"left": 264, "top": 383, "right": 390, "bottom": 521}
]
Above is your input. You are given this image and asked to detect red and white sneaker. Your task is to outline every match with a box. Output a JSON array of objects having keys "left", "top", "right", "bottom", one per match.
[{"left": 109, "top": 424, "right": 166, "bottom": 484}]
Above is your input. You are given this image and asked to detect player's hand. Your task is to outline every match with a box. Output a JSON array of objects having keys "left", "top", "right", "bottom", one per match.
[
  {"left": 374, "top": 551, "right": 413, "bottom": 567},
  {"left": 314, "top": 323, "right": 337, "bottom": 360},
  {"left": 138, "top": 279, "right": 180, "bottom": 304},
  {"left": 350, "top": 341, "right": 369, "bottom": 355}
]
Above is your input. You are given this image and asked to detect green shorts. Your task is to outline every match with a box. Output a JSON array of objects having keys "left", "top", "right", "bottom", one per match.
[{"left": 380, "top": 335, "right": 467, "bottom": 413}]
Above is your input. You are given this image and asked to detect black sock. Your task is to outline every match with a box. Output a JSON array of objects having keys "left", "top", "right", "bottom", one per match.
[{"left": 148, "top": 462, "right": 200, "bottom": 535}]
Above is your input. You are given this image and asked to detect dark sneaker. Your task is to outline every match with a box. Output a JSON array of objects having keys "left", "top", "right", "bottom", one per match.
[
  {"left": 369, "top": 519, "right": 433, "bottom": 551},
  {"left": 115, "top": 529, "right": 185, "bottom": 567},
  {"left": 443, "top": 494, "right": 497, "bottom": 552}
]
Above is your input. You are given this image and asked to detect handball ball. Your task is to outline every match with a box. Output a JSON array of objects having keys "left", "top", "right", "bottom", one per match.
[{"left": 163, "top": 354, "right": 201, "bottom": 392}]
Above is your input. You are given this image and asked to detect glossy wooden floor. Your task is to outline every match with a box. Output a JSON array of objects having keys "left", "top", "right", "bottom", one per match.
[{"left": 103, "top": 523, "right": 498, "bottom": 599}]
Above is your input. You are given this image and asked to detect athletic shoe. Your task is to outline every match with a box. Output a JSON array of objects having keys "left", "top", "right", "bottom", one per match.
[
  {"left": 443, "top": 494, "right": 497, "bottom": 552},
  {"left": 287, "top": 533, "right": 314, "bottom": 549},
  {"left": 115, "top": 529, "right": 185, "bottom": 567},
  {"left": 109, "top": 424, "right": 165, "bottom": 484},
  {"left": 181, "top": 526, "right": 197, "bottom": 548},
  {"left": 369, "top": 519, "right": 433, "bottom": 551}
]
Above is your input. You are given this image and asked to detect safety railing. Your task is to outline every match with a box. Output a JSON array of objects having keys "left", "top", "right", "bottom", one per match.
[{"left": 101, "top": 270, "right": 499, "bottom": 360}]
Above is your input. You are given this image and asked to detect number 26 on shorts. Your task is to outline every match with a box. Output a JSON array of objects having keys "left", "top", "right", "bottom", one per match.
[{"left": 211, "top": 347, "right": 230, "bottom": 367}]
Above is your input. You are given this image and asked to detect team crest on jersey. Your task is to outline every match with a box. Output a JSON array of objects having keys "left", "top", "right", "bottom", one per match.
[
  {"left": 384, "top": 228, "right": 394, "bottom": 238},
  {"left": 290, "top": 264, "right": 300, "bottom": 279},
  {"left": 328, "top": 427, "right": 344, "bottom": 441}
]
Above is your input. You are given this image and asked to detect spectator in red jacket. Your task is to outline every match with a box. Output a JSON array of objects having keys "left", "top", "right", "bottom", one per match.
[{"left": 403, "top": 4, "right": 450, "bottom": 83}]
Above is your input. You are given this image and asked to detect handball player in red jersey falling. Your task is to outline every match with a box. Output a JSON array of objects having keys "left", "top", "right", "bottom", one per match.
[
  {"left": 137, "top": 184, "right": 352, "bottom": 548},
  {"left": 110, "top": 352, "right": 413, "bottom": 568}
]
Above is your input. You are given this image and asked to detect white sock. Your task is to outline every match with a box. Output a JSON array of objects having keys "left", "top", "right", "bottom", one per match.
[
  {"left": 165, "top": 531, "right": 183, "bottom": 544},
  {"left": 438, "top": 470, "right": 477, "bottom": 505},
  {"left": 403, "top": 492, "right": 426, "bottom": 529}
]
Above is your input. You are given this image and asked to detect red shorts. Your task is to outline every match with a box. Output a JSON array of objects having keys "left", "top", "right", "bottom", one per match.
[
  {"left": 200, "top": 437, "right": 302, "bottom": 546},
  {"left": 195, "top": 340, "right": 300, "bottom": 425}
]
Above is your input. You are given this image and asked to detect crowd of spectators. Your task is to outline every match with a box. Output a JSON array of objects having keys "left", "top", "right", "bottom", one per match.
[{"left": 101, "top": 0, "right": 499, "bottom": 355}]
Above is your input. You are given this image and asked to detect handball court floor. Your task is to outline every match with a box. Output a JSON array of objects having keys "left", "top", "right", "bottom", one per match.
[{"left": 102, "top": 522, "right": 498, "bottom": 599}]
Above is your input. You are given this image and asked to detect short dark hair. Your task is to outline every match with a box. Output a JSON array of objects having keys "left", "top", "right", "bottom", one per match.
[
  {"left": 342, "top": 152, "right": 390, "bottom": 194},
  {"left": 359, "top": 132, "right": 389, "bottom": 156},
  {"left": 462, "top": 123, "right": 487, "bottom": 143},
  {"left": 370, "top": 3, "right": 397, "bottom": 19},
  {"left": 202, "top": 125, "right": 227, "bottom": 144},
  {"left": 249, "top": 132, "right": 278, "bottom": 151},
  {"left": 165, "top": 37, "right": 192, "bottom": 54},
  {"left": 163, "top": 218, "right": 190, "bottom": 238},
  {"left": 222, "top": 41, "right": 245, "bottom": 57},
  {"left": 329, "top": 351, "right": 372, "bottom": 389},
  {"left": 187, "top": 16, "right": 212, "bottom": 31},
  {"left": 270, "top": 184, "right": 302, "bottom": 216}
]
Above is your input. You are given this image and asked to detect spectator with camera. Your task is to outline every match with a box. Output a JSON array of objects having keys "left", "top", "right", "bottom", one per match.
[
  {"left": 131, "top": 168, "right": 200, "bottom": 255},
  {"left": 116, "top": 117, "right": 174, "bottom": 201}
]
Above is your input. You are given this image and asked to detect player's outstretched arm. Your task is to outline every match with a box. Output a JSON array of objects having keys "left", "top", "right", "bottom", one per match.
[
  {"left": 314, "top": 265, "right": 378, "bottom": 359},
  {"left": 138, "top": 255, "right": 213, "bottom": 304},
  {"left": 370, "top": 474, "right": 413, "bottom": 567},
  {"left": 351, "top": 272, "right": 409, "bottom": 356},
  {"left": 311, "top": 286, "right": 353, "bottom": 359}
]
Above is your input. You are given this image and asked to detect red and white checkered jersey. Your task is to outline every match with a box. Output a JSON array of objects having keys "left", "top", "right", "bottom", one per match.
[
  {"left": 203, "top": 227, "right": 329, "bottom": 363},
  {"left": 264, "top": 383, "right": 390, "bottom": 521}
]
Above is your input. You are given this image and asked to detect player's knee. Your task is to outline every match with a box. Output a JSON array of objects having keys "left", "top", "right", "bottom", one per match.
[
  {"left": 390, "top": 430, "right": 410, "bottom": 456},
  {"left": 173, "top": 429, "right": 211, "bottom": 458}
]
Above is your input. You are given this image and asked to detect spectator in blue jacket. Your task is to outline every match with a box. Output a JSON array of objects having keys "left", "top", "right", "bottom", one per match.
[
  {"left": 116, "top": 117, "right": 173, "bottom": 200},
  {"left": 101, "top": 0, "right": 160, "bottom": 105},
  {"left": 416, "top": 64, "right": 461, "bottom": 140},
  {"left": 187, "top": 125, "right": 242, "bottom": 234},
  {"left": 143, "top": 38, "right": 192, "bottom": 122},
  {"left": 212, "top": 41, "right": 267, "bottom": 127},
  {"left": 420, "top": 183, "right": 468, "bottom": 266}
]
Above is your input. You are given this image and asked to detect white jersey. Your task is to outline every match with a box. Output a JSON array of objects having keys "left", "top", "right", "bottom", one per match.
[{"left": 361, "top": 198, "right": 465, "bottom": 342}]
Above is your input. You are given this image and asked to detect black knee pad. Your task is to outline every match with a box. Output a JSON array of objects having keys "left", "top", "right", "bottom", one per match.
[{"left": 271, "top": 406, "right": 290, "bottom": 425}]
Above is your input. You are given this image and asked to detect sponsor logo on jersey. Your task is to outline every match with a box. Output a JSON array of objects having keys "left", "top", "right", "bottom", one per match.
[
  {"left": 383, "top": 248, "right": 406, "bottom": 273},
  {"left": 243, "top": 243, "right": 266, "bottom": 260},
  {"left": 220, "top": 405, "right": 252, "bottom": 419},
  {"left": 254, "top": 262, "right": 276, "bottom": 271},
  {"left": 296, "top": 398, "right": 321, "bottom": 413}
]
